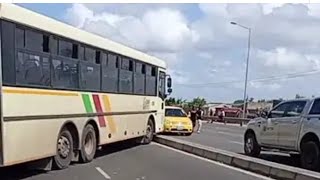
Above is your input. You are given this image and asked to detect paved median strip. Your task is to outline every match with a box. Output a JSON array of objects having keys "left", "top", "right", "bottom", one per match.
[{"left": 154, "top": 135, "right": 320, "bottom": 180}]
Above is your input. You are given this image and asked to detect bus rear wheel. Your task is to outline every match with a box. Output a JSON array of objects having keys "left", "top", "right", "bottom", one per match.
[
  {"left": 80, "top": 124, "right": 97, "bottom": 163},
  {"left": 53, "top": 128, "right": 74, "bottom": 169}
]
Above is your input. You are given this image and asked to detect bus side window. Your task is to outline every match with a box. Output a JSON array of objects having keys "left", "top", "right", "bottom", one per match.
[
  {"left": 146, "top": 65, "right": 156, "bottom": 96},
  {"left": 134, "top": 62, "right": 145, "bottom": 95},
  {"left": 101, "top": 53, "right": 119, "bottom": 93},
  {"left": 119, "top": 57, "right": 133, "bottom": 94}
]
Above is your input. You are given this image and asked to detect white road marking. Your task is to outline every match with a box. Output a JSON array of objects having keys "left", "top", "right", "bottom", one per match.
[
  {"left": 229, "top": 141, "right": 243, "bottom": 145},
  {"left": 152, "top": 142, "right": 274, "bottom": 180},
  {"left": 96, "top": 167, "right": 111, "bottom": 179}
]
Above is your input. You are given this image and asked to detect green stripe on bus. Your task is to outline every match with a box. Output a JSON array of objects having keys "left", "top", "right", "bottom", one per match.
[{"left": 82, "top": 94, "right": 94, "bottom": 113}]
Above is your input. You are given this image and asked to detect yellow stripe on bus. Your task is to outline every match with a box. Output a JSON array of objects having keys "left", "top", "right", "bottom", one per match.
[
  {"left": 3, "top": 87, "right": 79, "bottom": 96},
  {"left": 102, "top": 95, "right": 117, "bottom": 133}
]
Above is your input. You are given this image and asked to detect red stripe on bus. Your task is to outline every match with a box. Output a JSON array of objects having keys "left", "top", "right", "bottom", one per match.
[{"left": 92, "top": 94, "right": 106, "bottom": 127}]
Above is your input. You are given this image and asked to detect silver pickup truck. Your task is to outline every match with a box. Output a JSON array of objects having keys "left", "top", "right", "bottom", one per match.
[{"left": 244, "top": 97, "right": 320, "bottom": 171}]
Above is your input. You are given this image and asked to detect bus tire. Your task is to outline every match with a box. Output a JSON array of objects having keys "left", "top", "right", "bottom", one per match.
[
  {"left": 80, "top": 124, "right": 97, "bottom": 163},
  {"left": 141, "top": 119, "right": 154, "bottom": 144},
  {"left": 53, "top": 128, "right": 74, "bottom": 169}
]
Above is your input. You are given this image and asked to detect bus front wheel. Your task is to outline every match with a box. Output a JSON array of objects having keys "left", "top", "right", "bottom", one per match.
[
  {"left": 53, "top": 128, "right": 74, "bottom": 169},
  {"left": 80, "top": 124, "right": 97, "bottom": 163},
  {"left": 141, "top": 119, "right": 155, "bottom": 144}
]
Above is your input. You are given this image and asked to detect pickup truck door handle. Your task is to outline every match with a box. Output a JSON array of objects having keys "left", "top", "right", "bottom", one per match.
[{"left": 291, "top": 120, "right": 298, "bottom": 124}]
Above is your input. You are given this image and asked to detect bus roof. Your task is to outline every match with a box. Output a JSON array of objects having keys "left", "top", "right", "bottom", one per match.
[{"left": 0, "top": 4, "right": 166, "bottom": 68}]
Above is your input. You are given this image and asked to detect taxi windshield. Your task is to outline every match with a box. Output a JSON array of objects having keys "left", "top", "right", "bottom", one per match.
[{"left": 165, "top": 108, "right": 187, "bottom": 117}]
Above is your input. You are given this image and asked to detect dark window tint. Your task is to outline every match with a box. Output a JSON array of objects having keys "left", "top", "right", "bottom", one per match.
[
  {"left": 72, "top": 44, "right": 78, "bottom": 59},
  {"left": 102, "top": 54, "right": 119, "bottom": 92},
  {"left": 26, "top": 30, "right": 42, "bottom": 52},
  {"left": 2, "top": 21, "right": 16, "bottom": 84},
  {"left": 101, "top": 52, "right": 107, "bottom": 66},
  {"left": 151, "top": 67, "right": 156, "bottom": 76},
  {"left": 119, "top": 58, "right": 133, "bottom": 93},
  {"left": 15, "top": 27, "right": 24, "bottom": 48},
  {"left": 134, "top": 62, "right": 145, "bottom": 94},
  {"left": 122, "top": 58, "right": 130, "bottom": 70},
  {"left": 119, "top": 68, "right": 133, "bottom": 94},
  {"left": 50, "top": 36, "right": 58, "bottom": 54},
  {"left": 80, "top": 61, "right": 101, "bottom": 91},
  {"left": 43, "top": 35, "right": 49, "bottom": 52},
  {"left": 146, "top": 65, "right": 156, "bottom": 96},
  {"left": 96, "top": 51, "right": 101, "bottom": 64},
  {"left": 158, "top": 71, "right": 166, "bottom": 98},
  {"left": 309, "top": 99, "right": 320, "bottom": 115},
  {"left": 51, "top": 58, "right": 79, "bottom": 89},
  {"left": 85, "top": 47, "right": 96, "bottom": 62},
  {"left": 16, "top": 52, "right": 50, "bottom": 86},
  {"left": 79, "top": 46, "right": 85, "bottom": 60},
  {"left": 136, "top": 62, "right": 142, "bottom": 74},
  {"left": 108, "top": 54, "right": 118, "bottom": 68},
  {"left": 58, "top": 39, "right": 73, "bottom": 58}
]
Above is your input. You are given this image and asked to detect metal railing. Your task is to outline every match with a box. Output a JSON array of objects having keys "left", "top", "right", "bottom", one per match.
[{"left": 202, "top": 116, "right": 251, "bottom": 126}]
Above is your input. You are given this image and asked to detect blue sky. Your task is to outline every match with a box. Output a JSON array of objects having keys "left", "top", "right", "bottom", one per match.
[{"left": 17, "top": 3, "right": 320, "bottom": 103}]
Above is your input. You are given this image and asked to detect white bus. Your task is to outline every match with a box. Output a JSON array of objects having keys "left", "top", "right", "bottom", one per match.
[{"left": 0, "top": 4, "right": 172, "bottom": 170}]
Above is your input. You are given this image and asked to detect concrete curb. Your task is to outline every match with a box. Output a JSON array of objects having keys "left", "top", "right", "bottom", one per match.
[{"left": 154, "top": 135, "right": 320, "bottom": 180}]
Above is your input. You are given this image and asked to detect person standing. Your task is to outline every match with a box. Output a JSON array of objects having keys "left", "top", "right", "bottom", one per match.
[
  {"left": 219, "top": 108, "right": 226, "bottom": 124},
  {"left": 188, "top": 106, "right": 197, "bottom": 130},
  {"left": 209, "top": 108, "right": 214, "bottom": 123},
  {"left": 196, "top": 106, "right": 204, "bottom": 133}
]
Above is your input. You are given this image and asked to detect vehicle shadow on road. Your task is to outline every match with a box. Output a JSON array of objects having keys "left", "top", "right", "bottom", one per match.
[
  {"left": 0, "top": 139, "right": 141, "bottom": 180},
  {"left": 0, "top": 163, "right": 47, "bottom": 180},
  {"left": 94, "top": 139, "right": 140, "bottom": 159},
  {"left": 239, "top": 152, "right": 301, "bottom": 168}
]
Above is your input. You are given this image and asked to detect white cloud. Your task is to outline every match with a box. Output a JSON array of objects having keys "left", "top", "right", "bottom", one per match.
[
  {"left": 65, "top": 4, "right": 197, "bottom": 53},
  {"left": 249, "top": 82, "right": 281, "bottom": 91},
  {"left": 256, "top": 47, "right": 320, "bottom": 72},
  {"left": 62, "top": 3, "right": 320, "bottom": 102},
  {"left": 262, "top": 3, "right": 284, "bottom": 15}
]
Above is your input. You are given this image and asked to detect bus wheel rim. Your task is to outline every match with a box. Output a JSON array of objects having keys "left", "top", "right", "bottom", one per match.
[
  {"left": 58, "top": 136, "right": 70, "bottom": 158},
  {"left": 84, "top": 132, "right": 94, "bottom": 155},
  {"left": 146, "top": 125, "right": 152, "bottom": 140}
]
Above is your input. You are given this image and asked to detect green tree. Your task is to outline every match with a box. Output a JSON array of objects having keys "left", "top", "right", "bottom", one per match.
[
  {"left": 188, "top": 97, "right": 207, "bottom": 108},
  {"left": 165, "top": 97, "right": 176, "bottom": 106},
  {"left": 233, "top": 100, "right": 244, "bottom": 104}
]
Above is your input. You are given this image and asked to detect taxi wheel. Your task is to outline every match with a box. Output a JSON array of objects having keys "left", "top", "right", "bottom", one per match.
[{"left": 185, "top": 133, "right": 192, "bottom": 136}]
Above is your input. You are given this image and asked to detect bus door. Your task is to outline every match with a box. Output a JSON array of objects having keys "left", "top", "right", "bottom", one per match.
[{"left": 157, "top": 71, "right": 166, "bottom": 131}]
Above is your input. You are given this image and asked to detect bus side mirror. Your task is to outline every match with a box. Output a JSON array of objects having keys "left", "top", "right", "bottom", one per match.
[{"left": 167, "top": 77, "right": 172, "bottom": 88}]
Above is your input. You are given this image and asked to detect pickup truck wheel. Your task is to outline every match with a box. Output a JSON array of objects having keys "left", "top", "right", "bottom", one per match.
[
  {"left": 301, "top": 141, "right": 320, "bottom": 171},
  {"left": 244, "top": 132, "right": 261, "bottom": 157}
]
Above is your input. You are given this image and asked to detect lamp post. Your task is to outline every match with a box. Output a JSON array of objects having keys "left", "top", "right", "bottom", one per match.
[{"left": 230, "top": 21, "right": 251, "bottom": 120}]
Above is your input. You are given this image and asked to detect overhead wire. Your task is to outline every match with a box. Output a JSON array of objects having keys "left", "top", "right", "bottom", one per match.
[{"left": 175, "top": 69, "right": 320, "bottom": 88}]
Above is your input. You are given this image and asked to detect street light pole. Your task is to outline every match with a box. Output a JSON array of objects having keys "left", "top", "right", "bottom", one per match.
[{"left": 230, "top": 22, "right": 251, "bottom": 119}]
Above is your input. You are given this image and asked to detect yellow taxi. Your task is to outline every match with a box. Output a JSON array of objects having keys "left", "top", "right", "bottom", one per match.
[{"left": 164, "top": 106, "right": 193, "bottom": 136}]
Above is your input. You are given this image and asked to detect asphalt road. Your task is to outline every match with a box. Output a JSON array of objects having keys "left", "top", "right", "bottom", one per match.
[
  {"left": 175, "top": 122, "right": 301, "bottom": 168},
  {"left": 0, "top": 140, "right": 272, "bottom": 180}
]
